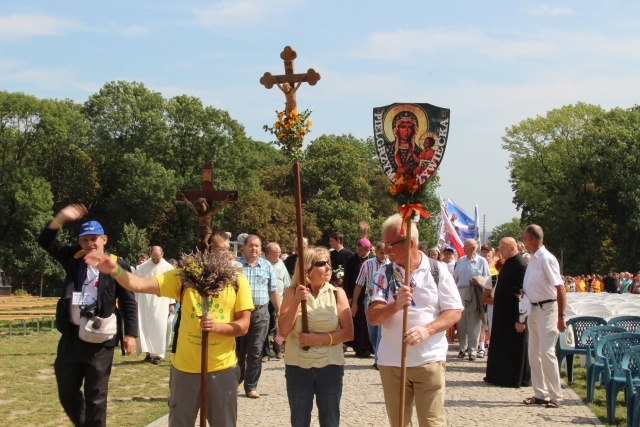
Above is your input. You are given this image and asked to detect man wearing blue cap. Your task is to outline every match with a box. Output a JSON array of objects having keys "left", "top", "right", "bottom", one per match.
[{"left": 38, "top": 203, "right": 138, "bottom": 427}]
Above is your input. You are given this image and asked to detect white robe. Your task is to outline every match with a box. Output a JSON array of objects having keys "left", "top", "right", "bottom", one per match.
[{"left": 134, "top": 258, "right": 174, "bottom": 358}]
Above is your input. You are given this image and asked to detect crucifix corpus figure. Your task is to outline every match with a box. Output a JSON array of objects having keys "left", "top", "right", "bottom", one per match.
[{"left": 176, "top": 163, "right": 238, "bottom": 252}]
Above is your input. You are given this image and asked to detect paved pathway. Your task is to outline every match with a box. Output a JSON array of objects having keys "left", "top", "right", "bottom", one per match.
[{"left": 147, "top": 347, "right": 602, "bottom": 427}]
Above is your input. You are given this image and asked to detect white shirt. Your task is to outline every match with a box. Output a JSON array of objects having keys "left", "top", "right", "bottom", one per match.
[
  {"left": 523, "top": 246, "right": 563, "bottom": 303},
  {"left": 70, "top": 265, "right": 100, "bottom": 325},
  {"left": 370, "top": 253, "right": 463, "bottom": 367}
]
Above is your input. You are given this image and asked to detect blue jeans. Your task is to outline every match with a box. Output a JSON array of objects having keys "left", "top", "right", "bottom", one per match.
[
  {"left": 285, "top": 364, "right": 344, "bottom": 427},
  {"left": 364, "top": 296, "right": 382, "bottom": 363}
]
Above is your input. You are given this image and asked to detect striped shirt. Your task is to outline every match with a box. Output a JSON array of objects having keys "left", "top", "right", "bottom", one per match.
[
  {"left": 355, "top": 257, "right": 389, "bottom": 298},
  {"left": 237, "top": 256, "right": 275, "bottom": 306}
]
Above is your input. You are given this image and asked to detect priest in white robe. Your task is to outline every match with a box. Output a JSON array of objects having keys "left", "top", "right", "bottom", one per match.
[{"left": 134, "top": 246, "right": 174, "bottom": 364}]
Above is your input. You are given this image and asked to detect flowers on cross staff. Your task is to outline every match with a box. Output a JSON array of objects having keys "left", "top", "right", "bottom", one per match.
[
  {"left": 263, "top": 109, "right": 312, "bottom": 162},
  {"left": 177, "top": 251, "right": 239, "bottom": 298},
  {"left": 390, "top": 173, "right": 423, "bottom": 197}
]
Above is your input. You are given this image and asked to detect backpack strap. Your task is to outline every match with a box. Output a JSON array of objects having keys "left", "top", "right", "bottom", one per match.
[
  {"left": 428, "top": 257, "right": 439, "bottom": 287},
  {"left": 171, "top": 283, "right": 187, "bottom": 354}
]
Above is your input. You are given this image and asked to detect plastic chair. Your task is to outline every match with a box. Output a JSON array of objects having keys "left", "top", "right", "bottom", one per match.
[
  {"left": 620, "top": 345, "right": 640, "bottom": 427},
  {"left": 598, "top": 333, "right": 640, "bottom": 423},
  {"left": 583, "top": 326, "right": 627, "bottom": 402},
  {"left": 609, "top": 315, "right": 640, "bottom": 333},
  {"left": 556, "top": 316, "right": 607, "bottom": 383}
]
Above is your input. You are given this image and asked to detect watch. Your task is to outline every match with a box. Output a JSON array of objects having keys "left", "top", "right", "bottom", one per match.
[{"left": 558, "top": 313, "right": 566, "bottom": 317}]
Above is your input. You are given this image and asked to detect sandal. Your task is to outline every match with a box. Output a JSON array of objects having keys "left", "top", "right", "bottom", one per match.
[
  {"left": 523, "top": 396, "right": 546, "bottom": 405},
  {"left": 546, "top": 400, "right": 560, "bottom": 409}
]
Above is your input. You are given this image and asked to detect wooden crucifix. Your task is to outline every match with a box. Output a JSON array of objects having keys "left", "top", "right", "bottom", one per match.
[
  {"left": 260, "top": 46, "right": 320, "bottom": 345},
  {"left": 176, "top": 162, "right": 238, "bottom": 253},
  {"left": 260, "top": 46, "right": 321, "bottom": 116}
]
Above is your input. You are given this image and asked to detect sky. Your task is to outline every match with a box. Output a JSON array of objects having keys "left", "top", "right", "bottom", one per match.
[{"left": 2, "top": 1, "right": 639, "bottom": 232}]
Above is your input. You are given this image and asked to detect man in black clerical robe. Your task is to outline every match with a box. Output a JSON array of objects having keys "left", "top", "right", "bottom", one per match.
[
  {"left": 483, "top": 237, "right": 531, "bottom": 388},
  {"left": 342, "top": 239, "right": 374, "bottom": 357}
]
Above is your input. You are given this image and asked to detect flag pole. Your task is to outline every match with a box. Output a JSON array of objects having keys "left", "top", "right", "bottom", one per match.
[{"left": 399, "top": 215, "right": 413, "bottom": 427}]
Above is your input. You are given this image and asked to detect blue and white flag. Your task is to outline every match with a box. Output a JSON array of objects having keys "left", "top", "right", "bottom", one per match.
[{"left": 445, "top": 199, "right": 478, "bottom": 242}]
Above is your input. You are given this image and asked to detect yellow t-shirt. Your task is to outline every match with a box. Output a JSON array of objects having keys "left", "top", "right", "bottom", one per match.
[{"left": 156, "top": 269, "right": 254, "bottom": 373}]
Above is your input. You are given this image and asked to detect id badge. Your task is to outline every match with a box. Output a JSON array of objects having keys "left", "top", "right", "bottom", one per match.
[{"left": 72, "top": 292, "right": 82, "bottom": 305}]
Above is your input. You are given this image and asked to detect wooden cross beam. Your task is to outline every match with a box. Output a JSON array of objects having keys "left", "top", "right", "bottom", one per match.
[
  {"left": 175, "top": 163, "right": 238, "bottom": 203},
  {"left": 259, "top": 46, "right": 321, "bottom": 114}
]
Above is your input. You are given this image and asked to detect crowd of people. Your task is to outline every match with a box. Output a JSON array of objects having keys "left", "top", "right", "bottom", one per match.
[
  {"left": 563, "top": 272, "right": 640, "bottom": 293},
  {"left": 43, "top": 202, "right": 612, "bottom": 426}
]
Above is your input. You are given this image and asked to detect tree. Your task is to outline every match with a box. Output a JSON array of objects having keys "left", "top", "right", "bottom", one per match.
[
  {"left": 488, "top": 218, "right": 523, "bottom": 248},
  {"left": 117, "top": 222, "right": 149, "bottom": 266},
  {"left": 503, "top": 102, "right": 640, "bottom": 274}
]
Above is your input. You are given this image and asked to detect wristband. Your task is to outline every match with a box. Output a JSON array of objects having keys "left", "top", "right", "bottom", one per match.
[
  {"left": 51, "top": 218, "right": 62, "bottom": 228},
  {"left": 111, "top": 265, "right": 123, "bottom": 280},
  {"left": 558, "top": 313, "right": 566, "bottom": 318},
  {"left": 327, "top": 333, "right": 333, "bottom": 346}
]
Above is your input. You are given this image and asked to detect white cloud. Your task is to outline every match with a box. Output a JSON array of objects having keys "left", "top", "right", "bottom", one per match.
[
  {"left": 523, "top": 4, "right": 572, "bottom": 17},
  {"left": 0, "top": 60, "right": 97, "bottom": 98},
  {"left": 121, "top": 24, "right": 146, "bottom": 37},
  {"left": 0, "top": 14, "right": 80, "bottom": 41},
  {"left": 356, "top": 25, "right": 640, "bottom": 65},
  {"left": 358, "top": 28, "right": 557, "bottom": 61},
  {"left": 192, "top": 0, "right": 297, "bottom": 30}
]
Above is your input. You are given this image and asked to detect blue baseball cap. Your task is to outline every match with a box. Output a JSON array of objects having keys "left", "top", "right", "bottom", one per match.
[
  {"left": 79, "top": 221, "right": 105, "bottom": 236},
  {"left": 443, "top": 246, "right": 455, "bottom": 253}
]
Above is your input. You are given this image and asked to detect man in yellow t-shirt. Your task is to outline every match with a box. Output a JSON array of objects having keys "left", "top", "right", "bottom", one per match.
[{"left": 85, "top": 242, "right": 254, "bottom": 427}]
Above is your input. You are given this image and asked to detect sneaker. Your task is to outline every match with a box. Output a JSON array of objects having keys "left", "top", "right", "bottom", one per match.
[
  {"left": 261, "top": 356, "right": 269, "bottom": 363},
  {"left": 458, "top": 351, "right": 466, "bottom": 359},
  {"left": 276, "top": 353, "right": 284, "bottom": 359},
  {"left": 469, "top": 354, "right": 476, "bottom": 361},
  {"left": 143, "top": 353, "right": 151, "bottom": 362},
  {"left": 477, "top": 350, "right": 485, "bottom": 358},
  {"left": 151, "top": 356, "right": 162, "bottom": 365},
  {"left": 246, "top": 390, "right": 260, "bottom": 399}
]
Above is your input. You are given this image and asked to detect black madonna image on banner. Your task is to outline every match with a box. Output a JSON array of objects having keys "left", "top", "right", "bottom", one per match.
[{"left": 372, "top": 103, "right": 450, "bottom": 185}]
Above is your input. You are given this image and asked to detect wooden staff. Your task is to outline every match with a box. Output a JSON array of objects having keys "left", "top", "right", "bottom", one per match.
[
  {"left": 200, "top": 298, "right": 210, "bottom": 427},
  {"left": 293, "top": 161, "right": 309, "bottom": 349},
  {"left": 399, "top": 216, "right": 413, "bottom": 427},
  {"left": 260, "top": 46, "right": 320, "bottom": 349}
]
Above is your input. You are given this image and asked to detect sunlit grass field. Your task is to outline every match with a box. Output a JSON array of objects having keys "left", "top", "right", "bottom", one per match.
[{"left": 0, "top": 321, "right": 170, "bottom": 426}]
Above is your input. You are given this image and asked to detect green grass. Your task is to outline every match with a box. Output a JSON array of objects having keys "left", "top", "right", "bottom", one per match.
[
  {"left": 563, "top": 358, "right": 630, "bottom": 426},
  {"left": 0, "top": 321, "right": 170, "bottom": 427}
]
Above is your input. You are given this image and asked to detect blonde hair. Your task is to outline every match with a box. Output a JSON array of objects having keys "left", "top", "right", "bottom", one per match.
[{"left": 291, "top": 246, "right": 331, "bottom": 287}]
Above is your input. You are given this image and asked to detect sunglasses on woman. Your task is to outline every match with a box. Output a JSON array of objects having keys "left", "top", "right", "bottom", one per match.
[{"left": 313, "top": 260, "right": 331, "bottom": 268}]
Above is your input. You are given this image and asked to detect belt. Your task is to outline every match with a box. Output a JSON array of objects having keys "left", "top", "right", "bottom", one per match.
[{"left": 531, "top": 299, "right": 556, "bottom": 308}]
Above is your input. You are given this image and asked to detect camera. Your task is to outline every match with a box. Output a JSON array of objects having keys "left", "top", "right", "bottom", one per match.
[{"left": 80, "top": 303, "right": 102, "bottom": 329}]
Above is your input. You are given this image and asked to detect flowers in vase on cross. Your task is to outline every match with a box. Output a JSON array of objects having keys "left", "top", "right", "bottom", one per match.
[{"left": 263, "top": 109, "right": 312, "bottom": 162}]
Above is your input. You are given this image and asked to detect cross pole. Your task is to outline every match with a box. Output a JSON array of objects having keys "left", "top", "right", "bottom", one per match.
[
  {"left": 260, "top": 46, "right": 320, "bottom": 345},
  {"left": 176, "top": 162, "right": 238, "bottom": 203}
]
